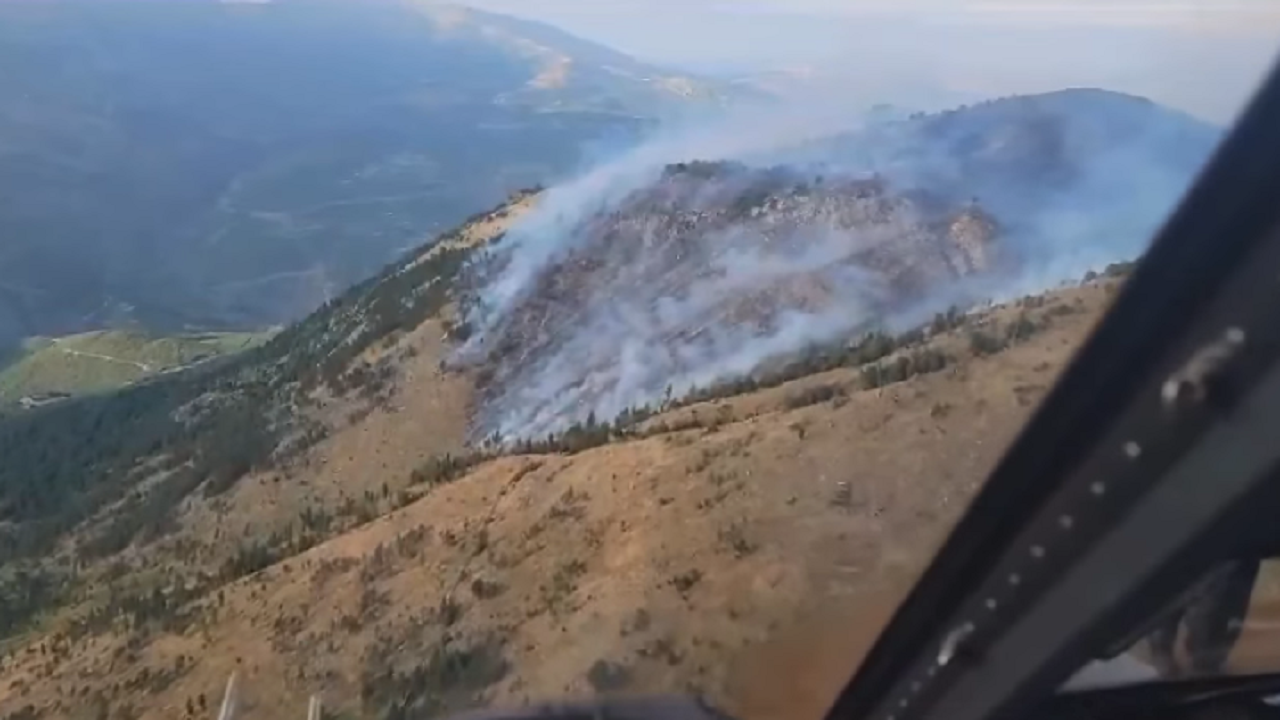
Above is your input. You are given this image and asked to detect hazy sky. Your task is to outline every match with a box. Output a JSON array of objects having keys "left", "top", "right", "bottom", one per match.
[{"left": 460, "top": 0, "right": 1280, "bottom": 122}]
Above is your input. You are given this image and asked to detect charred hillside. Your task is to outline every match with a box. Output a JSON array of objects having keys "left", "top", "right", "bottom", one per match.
[{"left": 458, "top": 161, "right": 1008, "bottom": 440}]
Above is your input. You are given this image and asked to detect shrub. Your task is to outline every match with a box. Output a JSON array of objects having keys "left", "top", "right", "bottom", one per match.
[
  {"left": 783, "top": 383, "right": 846, "bottom": 410},
  {"left": 1004, "top": 313, "right": 1039, "bottom": 344},
  {"left": 860, "top": 349, "right": 949, "bottom": 389},
  {"left": 586, "top": 660, "right": 633, "bottom": 694},
  {"left": 410, "top": 453, "right": 476, "bottom": 486},
  {"left": 1104, "top": 260, "right": 1137, "bottom": 278},
  {"left": 968, "top": 330, "right": 1005, "bottom": 356}
]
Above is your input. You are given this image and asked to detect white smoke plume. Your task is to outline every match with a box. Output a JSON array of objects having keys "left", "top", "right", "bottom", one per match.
[{"left": 456, "top": 90, "right": 1220, "bottom": 441}]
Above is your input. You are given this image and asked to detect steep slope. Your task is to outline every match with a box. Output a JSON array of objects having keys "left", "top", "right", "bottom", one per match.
[
  {"left": 0, "top": 275, "right": 1129, "bottom": 720},
  {"left": 7, "top": 275, "right": 1280, "bottom": 720},
  {"left": 0, "top": 0, "right": 736, "bottom": 350}
]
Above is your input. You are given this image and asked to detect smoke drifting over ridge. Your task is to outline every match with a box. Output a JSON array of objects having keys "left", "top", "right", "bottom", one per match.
[{"left": 455, "top": 89, "right": 1221, "bottom": 441}]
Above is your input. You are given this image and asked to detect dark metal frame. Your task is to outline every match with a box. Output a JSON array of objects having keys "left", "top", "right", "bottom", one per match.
[{"left": 822, "top": 54, "right": 1280, "bottom": 720}]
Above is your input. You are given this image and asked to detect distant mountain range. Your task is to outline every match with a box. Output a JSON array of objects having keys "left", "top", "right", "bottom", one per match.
[{"left": 0, "top": 0, "right": 743, "bottom": 352}]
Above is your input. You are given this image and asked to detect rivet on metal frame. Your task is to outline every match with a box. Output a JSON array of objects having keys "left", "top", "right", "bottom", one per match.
[
  {"left": 1162, "top": 327, "right": 1246, "bottom": 410},
  {"left": 937, "top": 622, "right": 976, "bottom": 667}
]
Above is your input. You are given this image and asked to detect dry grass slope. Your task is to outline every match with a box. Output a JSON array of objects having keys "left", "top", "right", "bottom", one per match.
[{"left": 2, "top": 276, "right": 1154, "bottom": 720}]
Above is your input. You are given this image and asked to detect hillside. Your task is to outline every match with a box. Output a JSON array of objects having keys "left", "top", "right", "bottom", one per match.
[
  {"left": 0, "top": 0, "right": 740, "bottom": 351},
  {"left": 459, "top": 162, "right": 1004, "bottom": 439},
  {"left": 0, "top": 266, "right": 1133, "bottom": 720},
  {"left": 450, "top": 89, "right": 1217, "bottom": 440},
  {"left": 0, "top": 90, "right": 1231, "bottom": 720},
  {"left": 0, "top": 331, "right": 270, "bottom": 406}
]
